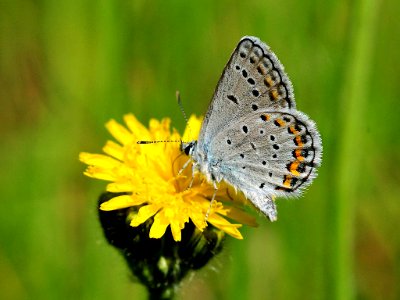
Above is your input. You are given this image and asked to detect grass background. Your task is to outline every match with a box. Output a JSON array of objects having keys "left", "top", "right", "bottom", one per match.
[{"left": 1, "top": 0, "right": 400, "bottom": 299}]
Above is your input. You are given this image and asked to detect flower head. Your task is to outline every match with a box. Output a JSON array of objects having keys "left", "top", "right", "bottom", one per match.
[{"left": 80, "top": 114, "right": 255, "bottom": 242}]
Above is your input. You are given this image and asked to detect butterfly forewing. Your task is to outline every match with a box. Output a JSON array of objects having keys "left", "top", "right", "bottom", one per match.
[{"left": 198, "top": 36, "right": 296, "bottom": 151}]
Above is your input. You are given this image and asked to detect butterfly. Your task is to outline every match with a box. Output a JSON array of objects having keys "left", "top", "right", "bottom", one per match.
[{"left": 181, "top": 36, "right": 322, "bottom": 221}]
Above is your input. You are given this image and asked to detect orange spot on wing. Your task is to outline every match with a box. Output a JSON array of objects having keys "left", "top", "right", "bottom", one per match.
[
  {"left": 270, "top": 89, "right": 279, "bottom": 100},
  {"left": 275, "top": 118, "right": 285, "bottom": 127},
  {"left": 264, "top": 75, "right": 274, "bottom": 87},
  {"left": 289, "top": 161, "right": 301, "bottom": 176},
  {"left": 295, "top": 136, "right": 303, "bottom": 146},
  {"left": 289, "top": 126, "right": 299, "bottom": 134},
  {"left": 283, "top": 175, "right": 292, "bottom": 188},
  {"left": 294, "top": 149, "right": 305, "bottom": 161},
  {"left": 257, "top": 65, "right": 267, "bottom": 75}
]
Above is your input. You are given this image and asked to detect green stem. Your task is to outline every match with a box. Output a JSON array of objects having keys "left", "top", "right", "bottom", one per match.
[{"left": 334, "top": 0, "right": 380, "bottom": 298}]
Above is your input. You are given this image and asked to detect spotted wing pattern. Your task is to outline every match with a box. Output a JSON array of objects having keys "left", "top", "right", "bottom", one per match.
[
  {"left": 198, "top": 36, "right": 296, "bottom": 152},
  {"left": 192, "top": 36, "right": 322, "bottom": 220}
]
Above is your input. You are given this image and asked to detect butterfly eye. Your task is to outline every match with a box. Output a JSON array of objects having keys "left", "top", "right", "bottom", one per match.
[{"left": 184, "top": 144, "right": 193, "bottom": 155}]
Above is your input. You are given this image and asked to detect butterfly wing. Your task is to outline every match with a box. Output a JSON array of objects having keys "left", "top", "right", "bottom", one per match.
[
  {"left": 198, "top": 36, "right": 296, "bottom": 152},
  {"left": 207, "top": 109, "right": 322, "bottom": 219},
  {"left": 193, "top": 36, "right": 322, "bottom": 220}
]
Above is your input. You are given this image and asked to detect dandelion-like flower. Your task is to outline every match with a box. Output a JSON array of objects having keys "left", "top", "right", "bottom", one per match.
[{"left": 80, "top": 114, "right": 255, "bottom": 242}]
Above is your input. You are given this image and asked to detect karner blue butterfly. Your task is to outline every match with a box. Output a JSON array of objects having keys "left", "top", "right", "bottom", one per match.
[{"left": 181, "top": 36, "right": 322, "bottom": 221}]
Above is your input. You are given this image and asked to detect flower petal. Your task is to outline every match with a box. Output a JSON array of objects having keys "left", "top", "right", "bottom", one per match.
[
  {"left": 170, "top": 221, "right": 183, "bottom": 242},
  {"left": 219, "top": 206, "right": 258, "bottom": 227},
  {"left": 79, "top": 152, "right": 121, "bottom": 169},
  {"left": 189, "top": 211, "right": 207, "bottom": 232},
  {"left": 106, "top": 181, "right": 134, "bottom": 193},
  {"left": 106, "top": 119, "right": 134, "bottom": 145},
  {"left": 83, "top": 166, "right": 118, "bottom": 181},
  {"left": 182, "top": 115, "right": 202, "bottom": 141},
  {"left": 103, "top": 141, "right": 124, "bottom": 161},
  {"left": 124, "top": 114, "right": 152, "bottom": 140},
  {"left": 130, "top": 204, "right": 160, "bottom": 226},
  {"left": 207, "top": 214, "right": 243, "bottom": 240},
  {"left": 149, "top": 211, "right": 170, "bottom": 239},
  {"left": 100, "top": 194, "right": 146, "bottom": 211}
]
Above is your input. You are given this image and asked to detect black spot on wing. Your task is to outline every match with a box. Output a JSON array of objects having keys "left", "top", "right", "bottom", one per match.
[{"left": 227, "top": 95, "right": 238, "bottom": 104}]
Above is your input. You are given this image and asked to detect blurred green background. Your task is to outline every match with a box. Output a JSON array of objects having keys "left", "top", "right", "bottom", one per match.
[{"left": 1, "top": 0, "right": 399, "bottom": 299}]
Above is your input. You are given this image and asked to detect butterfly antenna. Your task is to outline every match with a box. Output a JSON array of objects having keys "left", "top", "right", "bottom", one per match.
[
  {"left": 176, "top": 91, "right": 189, "bottom": 124},
  {"left": 137, "top": 140, "right": 180, "bottom": 144},
  {"left": 138, "top": 91, "right": 190, "bottom": 145},
  {"left": 137, "top": 91, "right": 190, "bottom": 145},
  {"left": 176, "top": 91, "right": 192, "bottom": 141}
]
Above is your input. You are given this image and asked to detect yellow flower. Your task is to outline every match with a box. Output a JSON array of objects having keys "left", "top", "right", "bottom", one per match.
[{"left": 79, "top": 114, "right": 256, "bottom": 242}]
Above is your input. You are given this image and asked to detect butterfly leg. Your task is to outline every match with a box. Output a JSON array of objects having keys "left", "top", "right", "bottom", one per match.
[
  {"left": 187, "top": 162, "right": 198, "bottom": 188},
  {"left": 178, "top": 158, "right": 198, "bottom": 190},
  {"left": 205, "top": 181, "right": 219, "bottom": 220},
  {"left": 178, "top": 157, "right": 192, "bottom": 176}
]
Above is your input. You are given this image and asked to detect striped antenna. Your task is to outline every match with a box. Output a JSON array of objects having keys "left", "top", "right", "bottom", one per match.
[
  {"left": 176, "top": 91, "right": 192, "bottom": 142},
  {"left": 176, "top": 91, "right": 188, "bottom": 124},
  {"left": 137, "top": 140, "right": 180, "bottom": 144},
  {"left": 137, "top": 91, "right": 191, "bottom": 145}
]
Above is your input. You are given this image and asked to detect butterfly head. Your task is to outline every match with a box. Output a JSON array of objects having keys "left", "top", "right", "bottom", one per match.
[{"left": 181, "top": 141, "right": 197, "bottom": 156}]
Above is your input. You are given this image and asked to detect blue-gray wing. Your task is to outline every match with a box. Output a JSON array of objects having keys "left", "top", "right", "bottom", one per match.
[
  {"left": 208, "top": 109, "right": 322, "bottom": 216},
  {"left": 197, "top": 36, "right": 296, "bottom": 152}
]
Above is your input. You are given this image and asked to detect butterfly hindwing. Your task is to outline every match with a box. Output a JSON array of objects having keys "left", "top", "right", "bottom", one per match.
[{"left": 208, "top": 109, "right": 322, "bottom": 199}]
